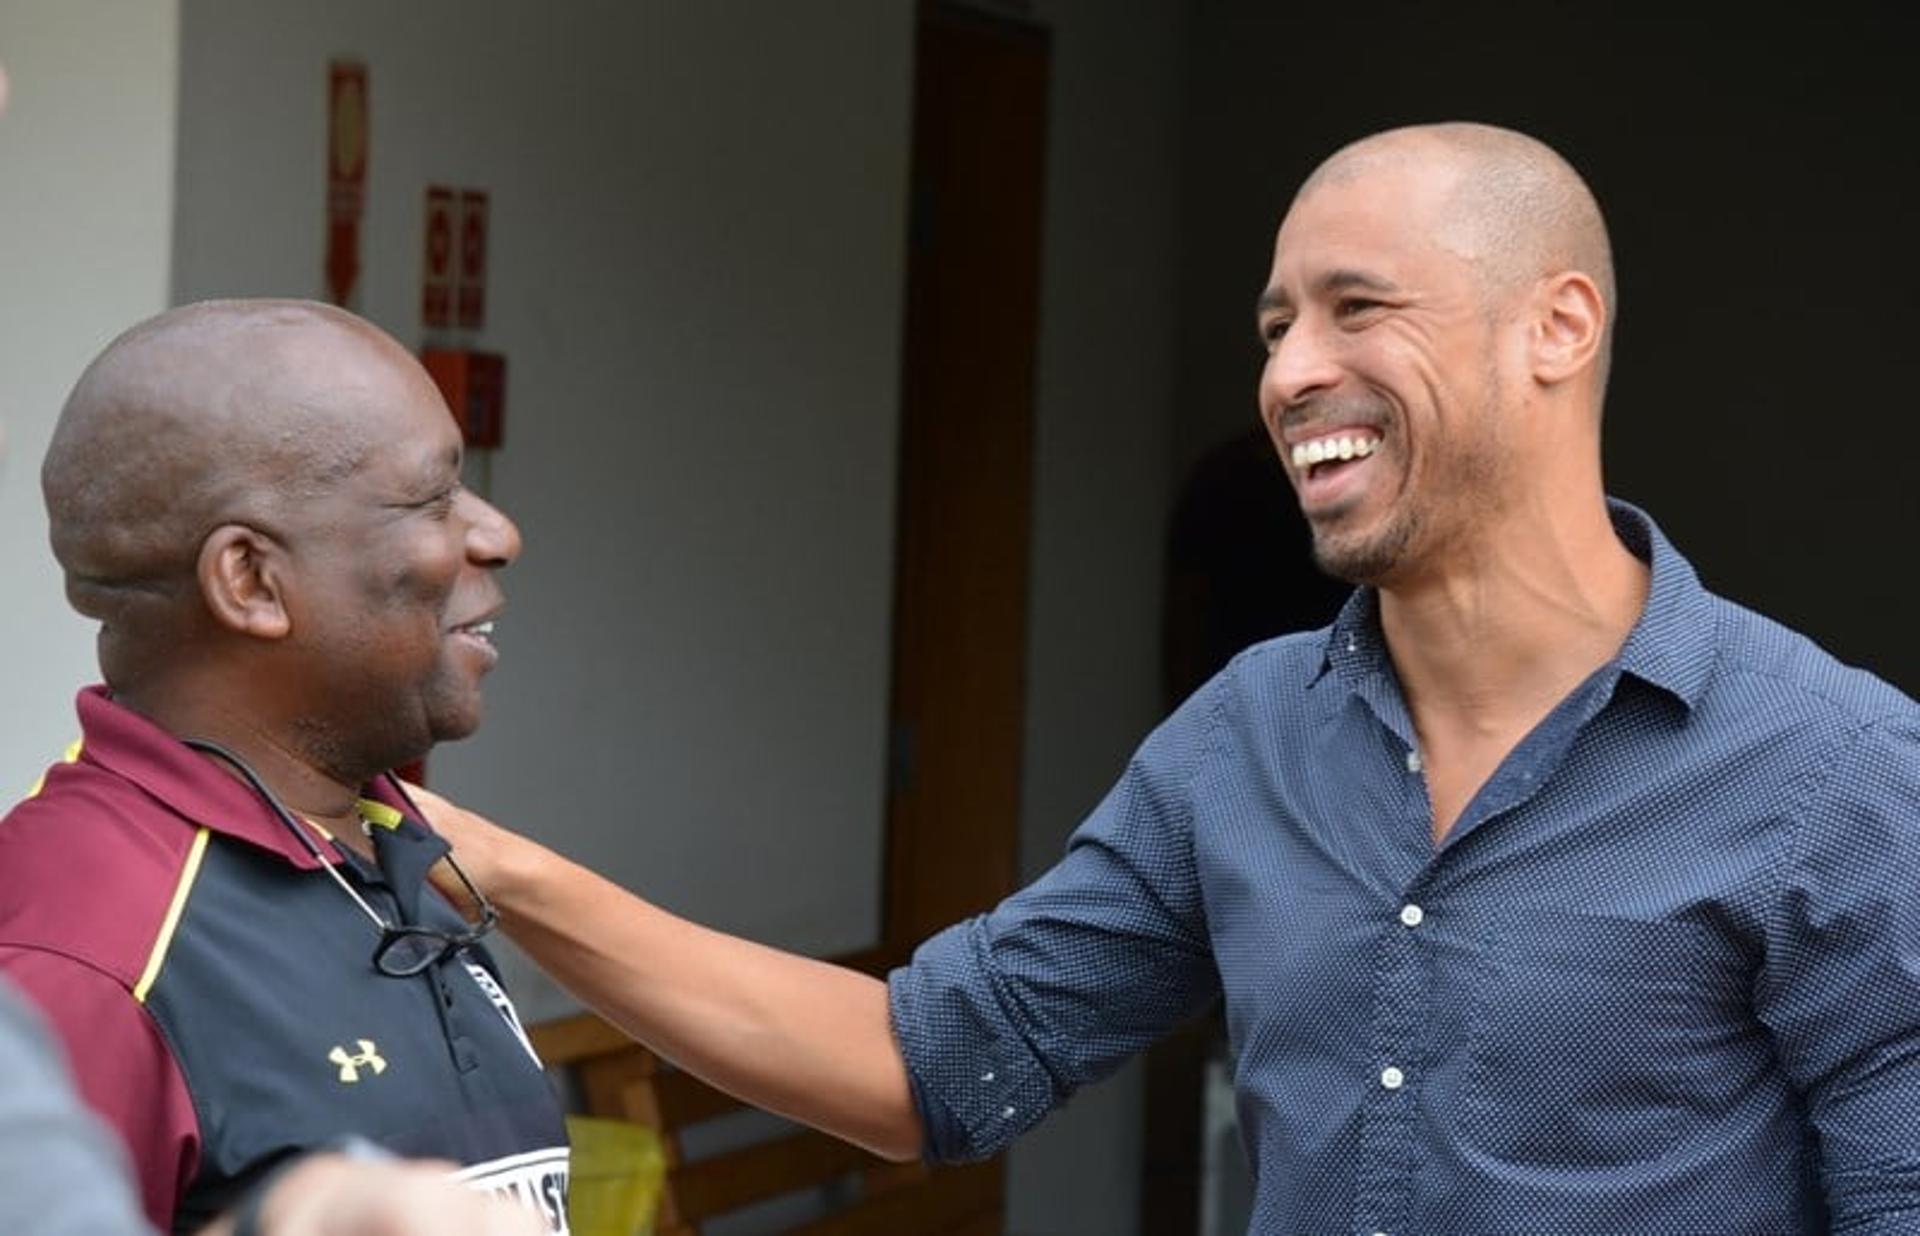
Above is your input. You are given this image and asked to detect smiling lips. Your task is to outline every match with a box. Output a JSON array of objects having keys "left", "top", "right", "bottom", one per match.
[
  {"left": 450, "top": 619, "right": 495, "bottom": 642},
  {"left": 448, "top": 619, "right": 499, "bottom": 669}
]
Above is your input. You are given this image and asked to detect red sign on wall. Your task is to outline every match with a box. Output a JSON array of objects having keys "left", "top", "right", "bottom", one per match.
[
  {"left": 456, "top": 189, "right": 489, "bottom": 331},
  {"left": 325, "top": 61, "right": 368, "bottom": 307},
  {"left": 422, "top": 186, "right": 455, "bottom": 328}
]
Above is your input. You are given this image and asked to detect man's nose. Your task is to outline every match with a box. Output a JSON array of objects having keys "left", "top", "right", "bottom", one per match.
[
  {"left": 462, "top": 490, "right": 522, "bottom": 568},
  {"left": 1260, "top": 314, "right": 1344, "bottom": 414}
]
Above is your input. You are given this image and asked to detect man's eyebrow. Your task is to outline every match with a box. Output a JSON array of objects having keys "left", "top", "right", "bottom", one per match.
[
  {"left": 419, "top": 440, "right": 462, "bottom": 484},
  {"left": 1318, "top": 268, "right": 1400, "bottom": 297},
  {"left": 1255, "top": 269, "right": 1400, "bottom": 320},
  {"left": 386, "top": 441, "right": 463, "bottom": 503}
]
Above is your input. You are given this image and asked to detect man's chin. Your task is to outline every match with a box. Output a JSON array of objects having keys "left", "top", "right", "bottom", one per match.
[
  {"left": 1310, "top": 515, "right": 1414, "bottom": 586},
  {"left": 425, "top": 723, "right": 480, "bottom": 751},
  {"left": 426, "top": 703, "right": 486, "bottom": 748}
]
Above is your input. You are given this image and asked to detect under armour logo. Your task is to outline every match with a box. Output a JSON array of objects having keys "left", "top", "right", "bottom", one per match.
[{"left": 328, "top": 1039, "right": 387, "bottom": 1083}]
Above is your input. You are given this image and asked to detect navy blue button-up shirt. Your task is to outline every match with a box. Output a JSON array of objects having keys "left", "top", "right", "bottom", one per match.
[{"left": 890, "top": 503, "right": 1920, "bottom": 1233}]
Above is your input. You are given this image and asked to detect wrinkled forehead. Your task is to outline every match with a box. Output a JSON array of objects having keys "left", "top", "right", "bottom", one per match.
[{"left": 1266, "top": 162, "right": 1474, "bottom": 299}]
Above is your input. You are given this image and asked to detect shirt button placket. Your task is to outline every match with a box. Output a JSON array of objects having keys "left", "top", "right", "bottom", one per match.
[{"left": 1352, "top": 889, "right": 1427, "bottom": 1235}]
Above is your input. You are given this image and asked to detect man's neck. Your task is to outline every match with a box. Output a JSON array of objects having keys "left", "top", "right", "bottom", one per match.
[
  {"left": 1378, "top": 495, "right": 1650, "bottom": 739},
  {"left": 1377, "top": 493, "right": 1649, "bottom": 844},
  {"left": 114, "top": 687, "right": 369, "bottom": 844}
]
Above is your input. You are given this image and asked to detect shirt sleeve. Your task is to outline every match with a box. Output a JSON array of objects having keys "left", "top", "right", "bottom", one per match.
[
  {"left": 0, "top": 946, "right": 200, "bottom": 1231},
  {"left": 0, "top": 980, "right": 155, "bottom": 1235},
  {"left": 889, "top": 677, "right": 1225, "bottom": 1162},
  {"left": 1759, "top": 710, "right": 1920, "bottom": 1231}
]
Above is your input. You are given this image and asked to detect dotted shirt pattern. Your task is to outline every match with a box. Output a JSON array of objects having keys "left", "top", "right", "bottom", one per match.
[{"left": 888, "top": 501, "right": 1920, "bottom": 1235}]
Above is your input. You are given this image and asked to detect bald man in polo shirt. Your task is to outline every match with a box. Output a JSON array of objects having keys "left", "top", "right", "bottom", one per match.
[{"left": 0, "top": 301, "right": 568, "bottom": 1234}]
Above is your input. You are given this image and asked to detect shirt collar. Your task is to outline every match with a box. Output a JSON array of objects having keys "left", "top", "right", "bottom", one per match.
[
  {"left": 1313, "top": 587, "right": 1385, "bottom": 690},
  {"left": 1604, "top": 499, "right": 1716, "bottom": 710},
  {"left": 72, "top": 686, "right": 435, "bottom": 869},
  {"left": 1311, "top": 499, "right": 1716, "bottom": 711}
]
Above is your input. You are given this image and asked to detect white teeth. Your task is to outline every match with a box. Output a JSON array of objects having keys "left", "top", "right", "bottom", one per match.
[
  {"left": 461, "top": 621, "right": 494, "bottom": 637},
  {"left": 1291, "top": 433, "right": 1381, "bottom": 473}
]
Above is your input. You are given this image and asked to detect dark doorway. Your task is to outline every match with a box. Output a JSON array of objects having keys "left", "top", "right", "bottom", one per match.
[{"left": 878, "top": 8, "right": 1053, "bottom": 1229}]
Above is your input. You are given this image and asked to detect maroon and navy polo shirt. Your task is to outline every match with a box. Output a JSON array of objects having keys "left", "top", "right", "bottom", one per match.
[{"left": 0, "top": 688, "right": 571, "bottom": 1234}]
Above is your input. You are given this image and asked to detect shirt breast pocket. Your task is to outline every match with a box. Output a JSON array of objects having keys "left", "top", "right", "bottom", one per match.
[{"left": 1462, "top": 910, "right": 1752, "bottom": 1167}]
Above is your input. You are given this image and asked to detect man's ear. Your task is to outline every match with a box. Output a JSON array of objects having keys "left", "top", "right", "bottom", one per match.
[
  {"left": 196, "top": 524, "right": 292, "bottom": 639},
  {"left": 1530, "top": 270, "right": 1606, "bottom": 386}
]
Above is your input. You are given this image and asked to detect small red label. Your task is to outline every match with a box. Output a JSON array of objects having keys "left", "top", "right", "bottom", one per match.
[
  {"left": 325, "top": 61, "right": 368, "bottom": 306},
  {"left": 326, "top": 216, "right": 359, "bottom": 308},
  {"left": 456, "top": 190, "right": 489, "bottom": 331},
  {"left": 422, "top": 186, "right": 455, "bottom": 328}
]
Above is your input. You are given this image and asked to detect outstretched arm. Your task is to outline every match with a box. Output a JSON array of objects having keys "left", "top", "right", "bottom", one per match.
[{"left": 413, "top": 788, "right": 923, "bottom": 1162}]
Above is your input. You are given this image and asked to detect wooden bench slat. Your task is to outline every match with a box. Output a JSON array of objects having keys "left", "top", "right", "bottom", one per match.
[
  {"left": 530, "top": 1010, "right": 643, "bottom": 1064},
  {"left": 789, "top": 1160, "right": 1001, "bottom": 1236},
  {"left": 671, "top": 1128, "right": 875, "bottom": 1223}
]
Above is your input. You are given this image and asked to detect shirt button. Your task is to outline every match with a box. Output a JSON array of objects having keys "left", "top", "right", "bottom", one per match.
[
  {"left": 1405, "top": 749, "right": 1423, "bottom": 773},
  {"left": 1380, "top": 1066, "right": 1405, "bottom": 1090},
  {"left": 1398, "top": 904, "right": 1424, "bottom": 927}
]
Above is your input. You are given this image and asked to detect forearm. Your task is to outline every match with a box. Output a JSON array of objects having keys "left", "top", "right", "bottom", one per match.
[{"left": 492, "top": 834, "right": 924, "bottom": 1161}]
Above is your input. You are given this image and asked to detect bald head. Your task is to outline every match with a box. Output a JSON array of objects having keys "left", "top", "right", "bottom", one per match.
[
  {"left": 43, "top": 299, "right": 435, "bottom": 672},
  {"left": 1302, "top": 123, "right": 1616, "bottom": 378}
]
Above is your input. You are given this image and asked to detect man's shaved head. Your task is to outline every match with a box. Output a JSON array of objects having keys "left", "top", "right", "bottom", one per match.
[
  {"left": 42, "top": 299, "right": 434, "bottom": 683},
  {"left": 1260, "top": 124, "right": 1620, "bottom": 585},
  {"left": 1301, "top": 122, "right": 1616, "bottom": 381}
]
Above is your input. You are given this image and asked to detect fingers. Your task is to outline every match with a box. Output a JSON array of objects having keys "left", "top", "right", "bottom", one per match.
[{"left": 255, "top": 1154, "right": 546, "bottom": 1236}]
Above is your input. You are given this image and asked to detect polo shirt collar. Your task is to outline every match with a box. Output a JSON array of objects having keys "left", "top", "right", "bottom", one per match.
[{"left": 72, "top": 687, "right": 438, "bottom": 869}]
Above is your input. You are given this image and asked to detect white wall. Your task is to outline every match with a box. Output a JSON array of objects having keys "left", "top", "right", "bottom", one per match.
[
  {"left": 10, "top": 4, "right": 1185, "bottom": 1230},
  {"left": 172, "top": 0, "right": 914, "bottom": 1016},
  {"left": 0, "top": 1, "right": 180, "bottom": 792}
]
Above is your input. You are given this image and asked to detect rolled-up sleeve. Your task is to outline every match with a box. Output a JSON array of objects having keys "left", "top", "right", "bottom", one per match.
[
  {"left": 1760, "top": 711, "right": 1920, "bottom": 1231},
  {"left": 889, "top": 680, "right": 1226, "bottom": 1162}
]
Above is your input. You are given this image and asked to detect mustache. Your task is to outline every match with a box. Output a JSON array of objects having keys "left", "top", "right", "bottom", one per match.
[{"left": 1277, "top": 394, "right": 1395, "bottom": 439}]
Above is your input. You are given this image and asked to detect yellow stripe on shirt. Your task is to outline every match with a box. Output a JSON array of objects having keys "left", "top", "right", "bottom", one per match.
[
  {"left": 133, "top": 826, "right": 211, "bottom": 1004},
  {"left": 356, "top": 798, "right": 404, "bottom": 830},
  {"left": 22, "top": 737, "right": 83, "bottom": 800}
]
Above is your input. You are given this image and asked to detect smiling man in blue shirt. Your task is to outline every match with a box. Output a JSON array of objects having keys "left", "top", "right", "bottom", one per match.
[{"left": 421, "top": 123, "right": 1919, "bottom": 1233}]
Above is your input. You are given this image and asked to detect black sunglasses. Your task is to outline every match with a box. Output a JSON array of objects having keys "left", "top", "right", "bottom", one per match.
[{"left": 183, "top": 738, "right": 498, "bottom": 978}]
